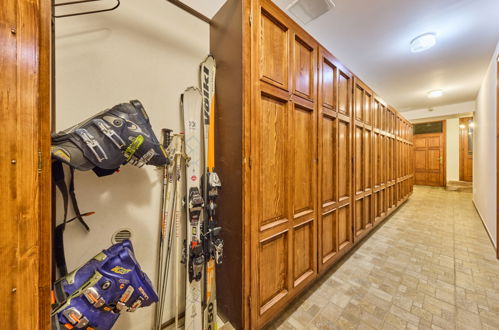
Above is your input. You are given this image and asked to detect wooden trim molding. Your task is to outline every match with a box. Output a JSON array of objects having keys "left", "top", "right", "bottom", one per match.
[{"left": 496, "top": 56, "right": 498, "bottom": 260}]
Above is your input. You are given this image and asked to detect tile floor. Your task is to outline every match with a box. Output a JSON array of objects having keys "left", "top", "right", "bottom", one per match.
[{"left": 267, "top": 186, "right": 499, "bottom": 330}]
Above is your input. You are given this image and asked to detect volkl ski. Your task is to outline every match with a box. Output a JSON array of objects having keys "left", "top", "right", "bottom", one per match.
[{"left": 200, "top": 55, "right": 223, "bottom": 330}]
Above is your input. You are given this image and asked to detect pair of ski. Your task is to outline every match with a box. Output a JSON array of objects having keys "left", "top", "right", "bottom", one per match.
[
  {"left": 183, "top": 55, "right": 223, "bottom": 330},
  {"left": 154, "top": 56, "right": 221, "bottom": 330}
]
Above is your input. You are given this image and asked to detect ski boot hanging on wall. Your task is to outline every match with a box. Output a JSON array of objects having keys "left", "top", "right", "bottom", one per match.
[{"left": 51, "top": 240, "right": 158, "bottom": 330}]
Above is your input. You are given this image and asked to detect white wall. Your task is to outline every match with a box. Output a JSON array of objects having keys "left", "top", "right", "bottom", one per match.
[
  {"left": 55, "top": 1, "right": 209, "bottom": 328},
  {"left": 473, "top": 42, "right": 498, "bottom": 247},
  {"left": 403, "top": 101, "right": 475, "bottom": 121},
  {"left": 446, "top": 118, "right": 460, "bottom": 182}
]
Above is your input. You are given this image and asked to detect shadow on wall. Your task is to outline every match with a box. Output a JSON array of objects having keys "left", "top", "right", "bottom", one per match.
[
  {"left": 75, "top": 165, "right": 156, "bottom": 208},
  {"left": 57, "top": 163, "right": 163, "bottom": 266}
]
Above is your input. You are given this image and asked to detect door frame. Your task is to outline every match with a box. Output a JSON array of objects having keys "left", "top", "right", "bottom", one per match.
[
  {"left": 1, "top": 0, "right": 52, "bottom": 328},
  {"left": 496, "top": 56, "right": 498, "bottom": 260},
  {"left": 413, "top": 120, "right": 446, "bottom": 187},
  {"left": 459, "top": 117, "right": 473, "bottom": 182}
]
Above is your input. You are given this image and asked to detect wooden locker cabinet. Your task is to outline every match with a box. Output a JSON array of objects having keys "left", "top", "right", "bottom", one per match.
[
  {"left": 317, "top": 47, "right": 354, "bottom": 273},
  {"left": 353, "top": 78, "right": 375, "bottom": 241},
  {"left": 251, "top": 2, "right": 319, "bottom": 327},
  {"left": 211, "top": 0, "right": 414, "bottom": 328}
]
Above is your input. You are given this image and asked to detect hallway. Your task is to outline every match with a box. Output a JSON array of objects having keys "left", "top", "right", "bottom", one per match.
[{"left": 269, "top": 186, "right": 499, "bottom": 330}]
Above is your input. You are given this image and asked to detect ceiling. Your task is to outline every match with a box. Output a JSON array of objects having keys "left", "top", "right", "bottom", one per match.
[{"left": 186, "top": 0, "right": 499, "bottom": 111}]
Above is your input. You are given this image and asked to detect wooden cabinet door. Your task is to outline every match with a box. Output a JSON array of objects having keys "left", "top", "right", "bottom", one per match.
[
  {"left": 337, "top": 68, "right": 353, "bottom": 255},
  {"left": 253, "top": 89, "right": 291, "bottom": 319},
  {"left": 353, "top": 79, "right": 374, "bottom": 240},
  {"left": 259, "top": 6, "right": 291, "bottom": 91},
  {"left": 290, "top": 27, "right": 318, "bottom": 293},
  {"left": 252, "top": 1, "right": 317, "bottom": 326},
  {"left": 459, "top": 117, "right": 473, "bottom": 182},
  {"left": 317, "top": 48, "right": 353, "bottom": 273}
]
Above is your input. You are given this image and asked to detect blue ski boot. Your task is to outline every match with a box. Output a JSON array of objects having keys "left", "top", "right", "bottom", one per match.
[
  {"left": 51, "top": 241, "right": 158, "bottom": 330},
  {"left": 51, "top": 100, "right": 168, "bottom": 175}
]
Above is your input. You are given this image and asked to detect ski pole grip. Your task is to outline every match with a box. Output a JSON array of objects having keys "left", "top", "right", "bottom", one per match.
[{"left": 162, "top": 129, "right": 173, "bottom": 149}]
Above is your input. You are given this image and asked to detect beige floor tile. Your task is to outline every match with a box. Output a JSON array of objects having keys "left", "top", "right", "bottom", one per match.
[{"left": 267, "top": 186, "right": 499, "bottom": 330}]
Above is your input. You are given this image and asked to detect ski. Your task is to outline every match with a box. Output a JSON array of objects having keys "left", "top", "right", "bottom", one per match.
[
  {"left": 182, "top": 87, "right": 205, "bottom": 330},
  {"left": 201, "top": 55, "right": 223, "bottom": 330}
]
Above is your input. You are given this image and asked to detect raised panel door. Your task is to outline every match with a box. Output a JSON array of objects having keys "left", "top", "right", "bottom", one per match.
[
  {"left": 259, "top": 233, "right": 289, "bottom": 314},
  {"left": 375, "top": 191, "right": 383, "bottom": 219},
  {"left": 320, "top": 210, "right": 337, "bottom": 264},
  {"left": 374, "top": 133, "right": 379, "bottom": 186},
  {"left": 293, "top": 35, "right": 315, "bottom": 100},
  {"left": 355, "top": 126, "right": 363, "bottom": 194},
  {"left": 321, "top": 60, "right": 335, "bottom": 109},
  {"left": 293, "top": 221, "right": 314, "bottom": 287},
  {"left": 413, "top": 131, "right": 444, "bottom": 186},
  {"left": 354, "top": 85, "right": 363, "bottom": 121},
  {"left": 459, "top": 117, "right": 473, "bottom": 181},
  {"left": 380, "top": 135, "right": 385, "bottom": 184},
  {"left": 254, "top": 89, "right": 292, "bottom": 321},
  {"left": 384, "top": 136, "right": 389, "bottom": 184},
  {"left": 364, "top": 195, "right": 372, "bottom": 228},
  {"left": 338, "top": 206, "right": 351, "bottom": 249},
  {"left": 290, "top": 100, "right": 316, "bottom": 288},
  {"left": 364, "top": 129, "right": 372, "bottom": 190},
  {"left": 354, "top": 199, "right": 363, "bottom": 235},
  {"left": 260, "top": 8, "right": 289, "bottom": 90},
  {"left": 338, "top": 121, "right": 350, "bottom": 199},
  {"left": 321, "top": 116, "right": 336, "bottom": 205},
  {"left": 292, "top": 104, "right": 315, "bottom": 214},
  {"left": 338, "top": 71, "right": 349, "bottom": 115},
  {"left": 259, "top": 95, "right": 288, "bottom": 228},
  {"left": 364, "top": 92, "right": 372, "bottom": 125}
]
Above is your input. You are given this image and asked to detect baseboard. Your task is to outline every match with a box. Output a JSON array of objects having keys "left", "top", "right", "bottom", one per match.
[
  {"left": 472, "top": 199, "right": 497, "bottom": 251},
  {"left": 161, "top": 312, "right": 228, "bottom": 329}
]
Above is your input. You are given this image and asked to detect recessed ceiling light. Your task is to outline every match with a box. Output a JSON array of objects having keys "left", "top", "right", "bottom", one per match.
[
  {"left": 410, "top": 33, "right": 437, "bottom": 53},
  {"left": 427, "top": 89, "right": 443, "bottom": 98}
]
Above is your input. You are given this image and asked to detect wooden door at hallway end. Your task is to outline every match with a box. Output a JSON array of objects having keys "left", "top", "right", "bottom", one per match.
[
  {"left": 459, "top": 117, "right": 473, "bottom": 182},
  {"left": 414, "top": 122, "right": 445, "bottom": 186}
]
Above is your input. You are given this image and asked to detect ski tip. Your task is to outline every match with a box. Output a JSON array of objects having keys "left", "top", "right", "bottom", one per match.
[{"left": 201, "top": 54, "right": 216, "bottom": 66}]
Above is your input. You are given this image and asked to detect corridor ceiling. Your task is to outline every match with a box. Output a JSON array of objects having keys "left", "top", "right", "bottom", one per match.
[{"left": 185, "top": 0, "right": 499, "bottom": 111}]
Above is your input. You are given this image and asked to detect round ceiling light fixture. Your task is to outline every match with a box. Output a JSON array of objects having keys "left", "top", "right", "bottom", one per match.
[
  {"left": 427, "top": 89, "right": 443, "bottom": 98},
  {"left": 410, "top": 33, "right": 437, "bottom": 53}
]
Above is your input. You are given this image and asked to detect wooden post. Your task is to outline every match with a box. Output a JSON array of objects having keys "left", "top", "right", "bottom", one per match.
[
  {"left": 496, "top": 56, "right": 498, "bottom": 260},
  {"left": 0, "top": 0, "right": 51, "bottom": 327}
]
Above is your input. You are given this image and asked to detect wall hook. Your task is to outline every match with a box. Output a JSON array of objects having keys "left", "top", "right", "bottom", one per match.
[{"left": 54, "top": 0, "right": 120, "bottom": 19}]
